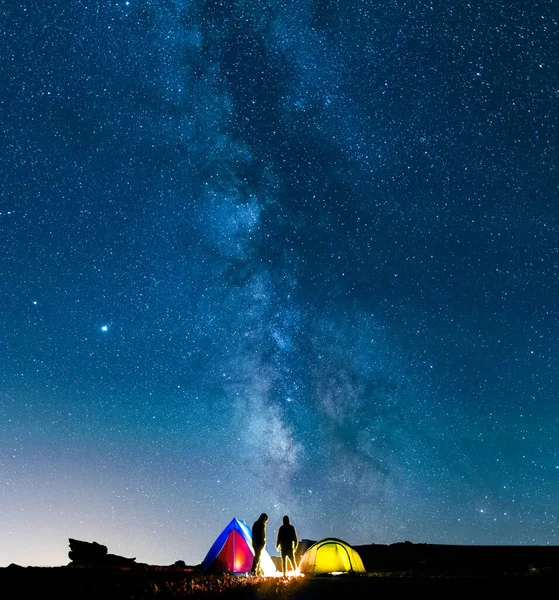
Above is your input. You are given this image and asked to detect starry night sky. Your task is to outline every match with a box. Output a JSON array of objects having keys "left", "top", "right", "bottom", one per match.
[{"left": 1, "top": 0, "right": 558, "bottom": 567}]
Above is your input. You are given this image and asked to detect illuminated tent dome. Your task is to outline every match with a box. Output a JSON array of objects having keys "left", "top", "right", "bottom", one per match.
[
  {"left": 202, "top": 517, "right": 277, "bottom": 575},
  {"left": 298, "top": 538, "right": 366, "bottom": 575}
]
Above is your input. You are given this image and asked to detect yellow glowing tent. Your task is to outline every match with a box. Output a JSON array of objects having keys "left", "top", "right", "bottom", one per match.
[{"left": 298, "top": 538, "right": 366, "bottom": 575}]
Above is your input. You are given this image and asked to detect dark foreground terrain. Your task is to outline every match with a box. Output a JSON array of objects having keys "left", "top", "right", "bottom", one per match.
[
  {"left": 1, "top": 565, "right": 557, "bottom": 600},
  {"left": 2, "top": 543, "right": 558, "bottom": 600}
]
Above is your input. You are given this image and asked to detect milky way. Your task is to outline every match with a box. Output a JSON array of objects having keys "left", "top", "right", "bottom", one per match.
[{"left": 1, "top": 1, "right": 558, "bottom": 566}]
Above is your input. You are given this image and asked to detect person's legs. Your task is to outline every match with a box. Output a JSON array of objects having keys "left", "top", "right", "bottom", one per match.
[
  {"left": 281, "top": 553, "right": 287, "bottom": 576},
  {"left": 281, "top": 550, "right": 296, "bottom": 576},
  {"left": 286, "top": 550, "right": 295, "bottom": 573},
  {"left": 252, "top": 546, "right": 262, "bottom": 574}
]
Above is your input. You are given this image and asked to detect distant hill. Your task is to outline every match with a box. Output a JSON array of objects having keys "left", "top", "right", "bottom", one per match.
[{"left": 352, "top": 542, "right": 559, "bottom": 576}]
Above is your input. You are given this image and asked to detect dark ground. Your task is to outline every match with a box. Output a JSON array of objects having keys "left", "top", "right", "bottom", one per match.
[
  {"left": 2, "top": 544, "right": 558, "bottom": 600},
  {"left": 1, "top": 566, "right": 557, "bottom": 600}
]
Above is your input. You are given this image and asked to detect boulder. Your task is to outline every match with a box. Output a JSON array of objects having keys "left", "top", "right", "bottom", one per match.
[{"left": 68, "top": 538, "right": 137, "bottom": 568}]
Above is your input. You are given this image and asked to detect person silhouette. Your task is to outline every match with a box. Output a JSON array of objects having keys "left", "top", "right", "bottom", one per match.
[
  {"left": 251, "top": 513, "right": 268, "bottom": 575},
  {"left": 275, "top": 515, "right": 298, "bottom": 576}
]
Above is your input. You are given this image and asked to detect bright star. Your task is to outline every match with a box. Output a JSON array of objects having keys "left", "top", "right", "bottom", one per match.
[{"left": 101, "top": 325, "right": 109, "bottom": 332}]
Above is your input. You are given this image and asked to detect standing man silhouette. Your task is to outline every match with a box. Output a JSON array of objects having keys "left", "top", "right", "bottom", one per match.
[
  {"left": 251, "top": 513, "right": 268, "bottom": 576},
  {"left": 276, "top": 515, "right": 299, "bottom": 576}
]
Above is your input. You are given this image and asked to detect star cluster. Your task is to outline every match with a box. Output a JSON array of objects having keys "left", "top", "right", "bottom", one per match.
[{"left": 1, "top": 1, "right": 558, "bottom": 566}]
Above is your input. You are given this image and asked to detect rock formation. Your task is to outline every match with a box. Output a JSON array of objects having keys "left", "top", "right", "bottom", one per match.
[{"left": 68, "top": 538, "right": 138, "bottom": 568}]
